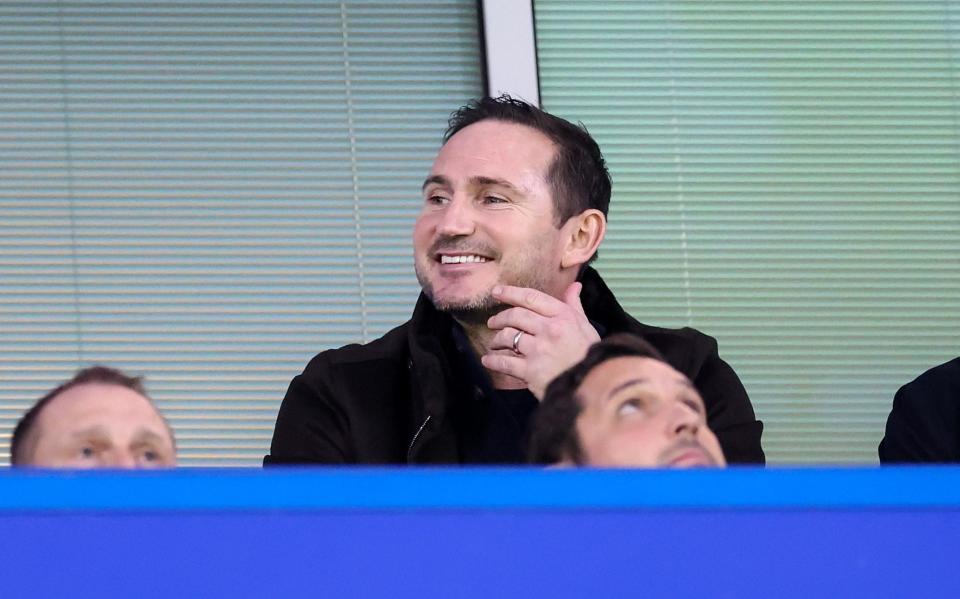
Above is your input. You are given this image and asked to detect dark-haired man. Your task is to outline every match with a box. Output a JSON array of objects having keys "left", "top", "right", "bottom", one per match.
[
  {"left": 267, "top": 95, "right": 762, "bottom": 465},
  {"left": 11, "top": 366, "right": 176, "bottom": 468},
  {"left": 529, "top": 334, "right": 725, "bottom": 468}
]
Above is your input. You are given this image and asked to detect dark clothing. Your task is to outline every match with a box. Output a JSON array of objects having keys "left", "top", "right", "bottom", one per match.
[
  {"left": 266, "top": 267, "right": 765, "bottom": 465},
  {"left": 879, "top": 357, "right": 960, "bottom": 463},
  {"left": 448, "top": 322, "right": 540, "bottom": 463}
]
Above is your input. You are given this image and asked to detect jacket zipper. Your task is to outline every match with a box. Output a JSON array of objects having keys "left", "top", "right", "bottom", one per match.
[{"left": 407, "top": 414, "right": 432, "bottom": 462}]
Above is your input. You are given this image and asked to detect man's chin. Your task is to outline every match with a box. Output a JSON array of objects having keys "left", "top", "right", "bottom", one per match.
[
  {"left": 435, "top": 298, "right": 505, "bottom": 326},
  {"left": 424, "top": 288, "right": 504, "bottom": 325},
  {"left": 417, "top": 270, "right": 492, "bottom": 322}
]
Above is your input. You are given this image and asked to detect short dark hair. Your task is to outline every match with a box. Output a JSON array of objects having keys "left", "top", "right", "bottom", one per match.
[
  {"left": 10, "top": 365, "right": 158, "bottom": 465},
  {"left": 444, "top": 95, "right": 612, "bottom": 226},
  {"left": 528, "top": 334, "right": 667, "bottom": 465}
]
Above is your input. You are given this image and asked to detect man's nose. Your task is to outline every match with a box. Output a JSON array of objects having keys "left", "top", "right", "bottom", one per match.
[
  {"left": 436, "top": 198, "right": 476, "bottom": 236},
  {"left": 670, "top": 404, "right": 701, "bottom": 438},
  {"left": 105, "top": 452, "right": 138, "bottom": 469}
]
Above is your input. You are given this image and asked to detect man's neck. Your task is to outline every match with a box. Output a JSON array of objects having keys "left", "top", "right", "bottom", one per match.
[{"left": 458, "top": 320, "right": 527, "bottom": 391}]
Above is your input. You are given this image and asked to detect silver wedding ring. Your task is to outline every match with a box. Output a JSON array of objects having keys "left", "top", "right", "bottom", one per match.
[{"left": 512, "top": 330, "right": 524, "bottom": 355}]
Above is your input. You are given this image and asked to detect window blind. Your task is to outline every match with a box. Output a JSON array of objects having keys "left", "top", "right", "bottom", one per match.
[
  {"left": 535, "top": 0, "right": 960, "bottom": 463},
  {"left": 0, "top": 0, "right": 482, "bottom": 465}
]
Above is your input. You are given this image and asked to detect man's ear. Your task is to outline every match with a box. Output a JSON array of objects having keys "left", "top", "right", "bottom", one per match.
[{"left": 560, "top": 209, "right": 606, "bottom": 269}]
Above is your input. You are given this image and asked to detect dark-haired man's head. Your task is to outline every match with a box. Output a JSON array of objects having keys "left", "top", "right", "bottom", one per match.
[
  {"left": 11, "top": 366, "right": 176, "bottom": 468},
  {"left": 442, "top": 95, "right": 611, "bottom": 224},
  {"left": 529, "top": 334, "right": 725, "bottom": 468},
  {"left": 413, "top": 95, "right": 610, "bottom": 323}
]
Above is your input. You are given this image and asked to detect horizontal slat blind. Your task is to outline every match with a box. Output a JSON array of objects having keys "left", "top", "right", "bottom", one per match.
[
  {"left": 535, "top": 0, "right": 960, "bottom": 463},
  {"left": 0, "top": 0, "right": 482, "bottom": 465}
]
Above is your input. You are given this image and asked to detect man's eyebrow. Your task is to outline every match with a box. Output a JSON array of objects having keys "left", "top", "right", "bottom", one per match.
[
  {"left": 605, "top": 376, "right": 703, "bottom": 408},
  {"left": 130, "top": 429, "right": 167, "bottom": 446},
  {"left": 422, "top": 174, "right": 524, "bottom": 194},
  {"left": 70, "top": 425, "right": 109, "bottom": 439},
  {"left": 422, "top": 174, "right": 449, "bottom": 191},
  {"left": 471, "top": 175, "right": 522, "bottom": 192},
  {"left": 605, "top": 378, "right": 649, "bottom": 400}
]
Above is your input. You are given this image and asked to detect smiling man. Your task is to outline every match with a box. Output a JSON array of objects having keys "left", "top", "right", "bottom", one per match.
[
  {"left": 529, "top": 334, "right": 725, "bottom": 468},
  {"left": 10, "top": 366, "right": 176, "bottom": 468},
  {"left": 266, "top": 95, "right": 763, "bottom": 465}
]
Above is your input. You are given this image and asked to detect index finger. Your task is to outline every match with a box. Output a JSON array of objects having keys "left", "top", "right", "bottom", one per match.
[{"left": 491, "top": 285, "right": 565, "bottom": 317}]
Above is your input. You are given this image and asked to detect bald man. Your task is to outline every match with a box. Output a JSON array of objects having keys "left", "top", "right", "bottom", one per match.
[{"left": 11, "top": 366, "right": 176, "bottom": 468}]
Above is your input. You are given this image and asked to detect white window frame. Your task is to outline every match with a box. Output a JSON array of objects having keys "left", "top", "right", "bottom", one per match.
[{"left": 480, "top": 0, "right": 540, "bottom": 105}]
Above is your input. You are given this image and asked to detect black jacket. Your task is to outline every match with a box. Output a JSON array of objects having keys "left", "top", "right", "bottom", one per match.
[
  {"left": 879, "top": 357, "right": 960, "bottom": 463},
  {"left": 266, "top": 268, "right": 765, "bottom": 465}
]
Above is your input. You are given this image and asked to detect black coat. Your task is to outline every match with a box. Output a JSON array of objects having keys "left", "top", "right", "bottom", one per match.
[
  {"left": 266, "top": 268, "right": 765, "bottom": 465},
  {"left": 879, "top": 357, "right": 960, "bottom": 463}
]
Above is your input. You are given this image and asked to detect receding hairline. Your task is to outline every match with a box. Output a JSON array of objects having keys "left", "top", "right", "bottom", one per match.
[
  {"left": 17, "top": 381, "right": 175, "bottom": 464},
  {"left": 437, "top": 118, "right": 568, "bottom": 222},
  {"left": 444, "top": 116, "right": 557, "bottom": 144}
]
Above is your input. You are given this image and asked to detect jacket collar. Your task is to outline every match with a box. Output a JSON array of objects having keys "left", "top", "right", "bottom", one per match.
[
  {"left": 577, "top": 266, "right": 636, "bottom": 332},
  {"left": 405, "top": 267, "right": 633, "bottom": 413},
  {"left": 406, "top": 293, "right": 458, "bottom": 425}
]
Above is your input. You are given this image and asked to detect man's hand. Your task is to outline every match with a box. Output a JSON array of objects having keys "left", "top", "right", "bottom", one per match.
[{"left": 481, "top": 282, "right": 601, "bottom": 400}]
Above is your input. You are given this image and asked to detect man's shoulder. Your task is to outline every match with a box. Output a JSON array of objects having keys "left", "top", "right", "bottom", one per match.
[
  {"left": 911, "top": 357, "right": 960, "bottom": 387},
  {"left": 624, "top": 321, "right": 718, "bottom": 351},
  {"left": 880, "top": 357, "right": 960, "bottom": 462},
  {"left": 581, "top": 268, "right": 721, "bottom": 372},
  {"left": 269, "top": 319, "right": 421, "bottom": 465},
  {"left": 302, "top": 320, "right": 413, "bottom": 375},
  {"left": 899, "top": 357, "right": 960, "bottom": 403},
  {"left": 611, "top": 320, "right": 720, "bottom": 375}
]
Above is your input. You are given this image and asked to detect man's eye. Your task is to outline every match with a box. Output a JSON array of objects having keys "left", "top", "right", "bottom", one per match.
[
  {"left": 426, "top": 194, "right": 448, "bottom": 205},
  {"left": 142, "top": 449, "right": 159, "bottom": 462},
  {"left": 483, "top": 195, "right": 507, "bottom": 204},
  {"left": 681, "top": 397, "right": 705, "bottom": 415},
  {"left": 616, "top": 399, "right": 643, "bottom": 416},
  {"left": 79, "top": 446, "right": 95, "bottom": 458}
]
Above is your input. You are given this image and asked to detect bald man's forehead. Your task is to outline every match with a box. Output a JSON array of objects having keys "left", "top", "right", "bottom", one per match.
[
  {"left": 37, "top": 382, "right": 156, "bottom": 419},
  {"left": 27, "top": 382, "right": 175, "bottom": 463}
]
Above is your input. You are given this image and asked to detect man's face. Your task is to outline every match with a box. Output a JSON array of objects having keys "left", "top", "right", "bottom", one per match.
[
  {"left": 413, "top": 119, "right": 571, "bottom": 322},
  {"left": 573, "top": 356, "right": 726, "bottom": 468},
  {"left": 26, "top": 383, "right": 176, "bottom": 468}
]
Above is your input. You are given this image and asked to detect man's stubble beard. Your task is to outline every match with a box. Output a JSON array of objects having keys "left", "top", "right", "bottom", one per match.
[
  {"left": 420, "top": 282, "right": 505, "bottom": 326},
  {"left": 415, "top": 247, "right": 557, "bottom": 327}
]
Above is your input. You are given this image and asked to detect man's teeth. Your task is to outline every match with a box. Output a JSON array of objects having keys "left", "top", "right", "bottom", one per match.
[{"left": 440, "top": 255, "right": 489, "bottom": 264}]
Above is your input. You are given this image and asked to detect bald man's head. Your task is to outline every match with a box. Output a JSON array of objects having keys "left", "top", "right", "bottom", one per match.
[{"left": 11, "top": 366, "right": 176, "bottom": 468}]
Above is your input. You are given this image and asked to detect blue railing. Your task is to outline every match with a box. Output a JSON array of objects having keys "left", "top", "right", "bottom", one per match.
[{"left": 1, "top": 467, "right": 956, "bottom": 598}]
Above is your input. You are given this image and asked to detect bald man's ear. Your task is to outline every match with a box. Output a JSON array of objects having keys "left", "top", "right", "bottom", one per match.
[{"left": 560, "top": 209, "right": 606, "bottom": 270}]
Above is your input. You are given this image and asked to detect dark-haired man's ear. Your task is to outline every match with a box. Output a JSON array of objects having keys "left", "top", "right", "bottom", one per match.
[{"left": 560, "top": 209, "right": 606, "bottom": 269}]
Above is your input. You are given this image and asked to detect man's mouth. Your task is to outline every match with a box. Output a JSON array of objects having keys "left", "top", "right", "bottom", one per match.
[
  {"left": 668, "top": 450, "right": 711, "bottom": 467},
  {"left": 427, "top": 236, "right": 497, "bottom": 266},
  {"left": 438, "top": 254, "right": 490, "bottom": 264},
  {"left": 661, "top": 441, "right": 717, "bottom": 467}
]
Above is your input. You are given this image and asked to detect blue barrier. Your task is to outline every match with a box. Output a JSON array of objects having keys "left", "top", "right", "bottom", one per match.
[{"left": 1, "top": 467, "right": 957, "bottom": 598}]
